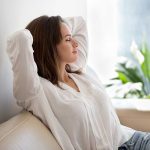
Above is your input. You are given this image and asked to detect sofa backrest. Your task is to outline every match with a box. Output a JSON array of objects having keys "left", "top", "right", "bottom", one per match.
[{"left": 0, "top": 111, "right": 62, "bottom": 150}]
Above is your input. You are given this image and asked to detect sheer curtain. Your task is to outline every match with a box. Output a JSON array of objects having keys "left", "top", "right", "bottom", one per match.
[{"left": 87, "top": 0, "right": 118, "bottom": 84}]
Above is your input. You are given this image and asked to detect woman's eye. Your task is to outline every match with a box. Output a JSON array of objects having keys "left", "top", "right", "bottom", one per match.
[{"left": 66, "top": 39, "right": 71, "bottom": 41}]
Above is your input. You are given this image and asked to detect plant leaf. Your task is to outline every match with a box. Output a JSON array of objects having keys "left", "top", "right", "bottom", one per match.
[
  {"left": 141, "top": 42, "right": 150, "bottom": 81},
  {"left": 117, "top": 72, "right": 129, "bottom": 83},
  {"left": 116, "top": 63, "right": 143, "bottom": 83},
  {"left": 140, "top": 42, "right": 150, "bottom": 94}
]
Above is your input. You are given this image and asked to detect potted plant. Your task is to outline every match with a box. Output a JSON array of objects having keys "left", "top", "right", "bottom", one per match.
[{"left": 106, "top": 40, "right": 150, "bottom": 99}]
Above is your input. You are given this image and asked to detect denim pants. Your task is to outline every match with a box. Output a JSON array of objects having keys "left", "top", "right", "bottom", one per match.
[{"left": 118, "top": 131, "right": 150, "bottom": 150}]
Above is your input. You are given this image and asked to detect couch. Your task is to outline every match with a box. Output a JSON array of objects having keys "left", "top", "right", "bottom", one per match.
[{"left": 1, "top": 102, "right": 150, "bottom": 150}]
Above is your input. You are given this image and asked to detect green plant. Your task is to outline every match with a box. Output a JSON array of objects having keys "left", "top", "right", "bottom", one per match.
[{"left": 107, "top": 40, "right": 150, "bottom": 99}]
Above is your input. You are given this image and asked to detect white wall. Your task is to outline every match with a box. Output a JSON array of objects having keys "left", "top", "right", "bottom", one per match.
[
  {"left": 0, "top": 0, "right": 87, "bottom": 123},
  {"left": 87, "top": 0, "right": 118, "bottom": 84}
]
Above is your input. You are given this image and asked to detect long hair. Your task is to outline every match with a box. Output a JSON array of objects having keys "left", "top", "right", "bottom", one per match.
[{"left": 25, "top": 15, "right": 80, "bottom": 87}]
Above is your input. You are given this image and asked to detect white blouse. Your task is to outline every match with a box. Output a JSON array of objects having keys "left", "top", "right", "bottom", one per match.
[{"left": 7, "top": 16, "right": 135, "bottom": 150}]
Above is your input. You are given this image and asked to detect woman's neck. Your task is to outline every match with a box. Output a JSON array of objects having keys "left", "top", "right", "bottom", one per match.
[{"left": 59, "top": 64, "right": 70, "bottom": 83}]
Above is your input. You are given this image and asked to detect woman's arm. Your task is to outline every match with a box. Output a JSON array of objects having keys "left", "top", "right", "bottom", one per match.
[
  {"left": 7, "top": 29, "right": 41, "bottom": 106},
  {"left": 65, "top": 16, "right": 88, "bottom": 72}
]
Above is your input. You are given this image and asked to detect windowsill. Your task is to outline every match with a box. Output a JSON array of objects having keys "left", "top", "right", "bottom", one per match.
[
  {"left": 111, "top": 98, "right": 150, "bottom": 112},
  {"left": 112, "top": 99, "right": 150, "bottom": 132}
]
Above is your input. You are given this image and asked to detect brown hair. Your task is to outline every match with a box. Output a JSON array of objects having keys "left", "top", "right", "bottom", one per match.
[{"left": 25, "top": 15, "right": 80, "bottom": 87}]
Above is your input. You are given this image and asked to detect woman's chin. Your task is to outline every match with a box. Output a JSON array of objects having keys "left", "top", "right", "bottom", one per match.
[{"left": 68, "top": 57, "right": 78, "bottom": 64}]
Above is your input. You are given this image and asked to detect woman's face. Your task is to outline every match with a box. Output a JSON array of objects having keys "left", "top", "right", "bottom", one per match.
[{"left": 56, "top": 23, "right": 78, "bottom": 64}]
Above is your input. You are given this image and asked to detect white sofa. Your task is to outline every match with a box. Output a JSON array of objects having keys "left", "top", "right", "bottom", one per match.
[{"left": 1, "top": 102, "right": 150, "bottom": 150}]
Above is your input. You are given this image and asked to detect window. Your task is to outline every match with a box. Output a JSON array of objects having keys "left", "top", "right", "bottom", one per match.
[{"left": 87, "top": 0, "right": 150, "bottom": 86}]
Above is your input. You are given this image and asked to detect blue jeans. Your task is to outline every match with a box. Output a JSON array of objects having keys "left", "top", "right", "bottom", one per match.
[{"left": 118, "top": 131, "right": 150, "bottom": 150}]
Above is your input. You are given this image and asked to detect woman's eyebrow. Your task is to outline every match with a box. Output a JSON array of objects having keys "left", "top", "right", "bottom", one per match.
[{"left": 64, "top": 34, "right": 72, "bottom": 37}]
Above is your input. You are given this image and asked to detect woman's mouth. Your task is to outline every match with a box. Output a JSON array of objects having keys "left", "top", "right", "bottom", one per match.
[{"left": 72, "top": 50, "right": 78, "bottom": 54}]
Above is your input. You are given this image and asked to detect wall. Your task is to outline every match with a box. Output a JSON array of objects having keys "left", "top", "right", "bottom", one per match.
[
  {"left": 0, "top": 0, "right": 87, "bottom": 123},
  {"left": 87, "top": 0, "right": 118, "bottom": 83}
]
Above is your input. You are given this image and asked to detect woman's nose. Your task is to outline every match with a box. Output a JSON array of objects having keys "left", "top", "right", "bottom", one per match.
[{"left": 72, "top": 39, "right": 78, "bottom": 48}]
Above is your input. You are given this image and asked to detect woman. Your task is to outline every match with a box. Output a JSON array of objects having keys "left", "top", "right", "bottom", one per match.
[{"left": 7, "top": 15, "right": 150, "bottom": 150}]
